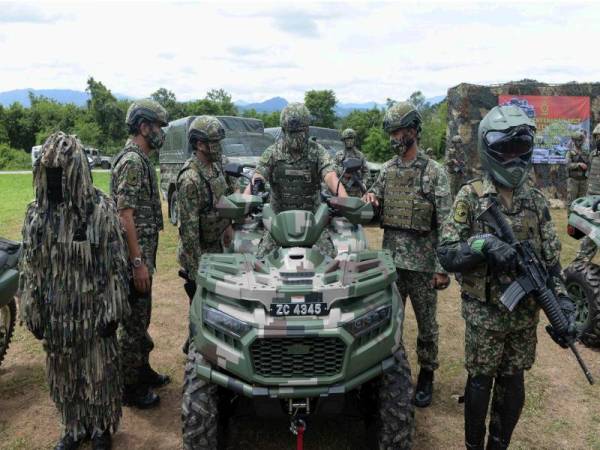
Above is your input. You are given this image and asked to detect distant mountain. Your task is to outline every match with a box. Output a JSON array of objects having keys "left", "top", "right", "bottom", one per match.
[
  {"left": 425, "top": 95, "right": 446, "bottom": 105},
  {"left": 235, "top": 96, "right": 288, "bottom": 113},
  {"left": 0, "top": 88, "right": 130, "bottom": 107}
]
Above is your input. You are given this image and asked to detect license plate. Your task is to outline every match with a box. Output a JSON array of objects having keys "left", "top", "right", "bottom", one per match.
[{"left": 270, "top": 302, "right": 328, "bottom": 317}]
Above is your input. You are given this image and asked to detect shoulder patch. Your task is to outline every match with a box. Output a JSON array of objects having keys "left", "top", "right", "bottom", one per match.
[
  {"left": 126, "top": 167, "right": 139, "bottom": 186},
  {"left": 454, "top": 200, "right": 469, "bottom": 223}
]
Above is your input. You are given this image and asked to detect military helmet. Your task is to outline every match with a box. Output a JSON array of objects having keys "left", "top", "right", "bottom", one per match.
[
  {"left": 451, "top": 135, "right": 462, "bottom": 144},
  {"left": 478, "top": 105, "right": 536, "bottom": 189},
  {"left": 383, "top": 102, "right": 422, "bottom": 134},
  {"left": 341, "top": 128, "right": 357, "bottom": 140},
  {"left": 125, "top": 99, "right": 168, "bottom": 127},
  {"left": 572, "top": 130, "right": 585, "bottom": 142},
  {"left": 280, "top": 103, "right": 311, "bottom": 132},
  {"left": 188, "top": 116, "right": 225, "bottom": 144},
  {"left": 593, "top": 124, "right": 600, "bottom": 138}
]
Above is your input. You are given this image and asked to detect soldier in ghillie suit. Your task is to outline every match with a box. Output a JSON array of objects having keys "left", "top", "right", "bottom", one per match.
[
  {"left": 246, "top": 103, "right": 348, "bottom": 256},
  {"left": 177, "top": 116, "right": 238, "bottom": 353},
  {"left": 437, "top": 106, "right": 576, "bottom": 450},
  {"left": 363, "top": 102, "right": 452, "bottom": 408},
  {"left": 574, "top": 124, "right": 600, "bottom": 262},
  {"left": 110, "top": 99, "right": 171, "bottom": 409},
  {"left": 334, "top": 128, "right": 369, "bottom": 196},
  {"left": 565, "top": 130, "right": 589, "bottom": 208},
  {"left": 19, "top": 132, "right": 129, "bottom": 450},
  {"left": 446, "top": 134, "right": 466, "bottom": 198}
]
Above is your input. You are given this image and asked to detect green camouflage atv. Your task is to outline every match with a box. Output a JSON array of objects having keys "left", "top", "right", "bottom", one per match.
[
  {"left": 181, "top": 175, "right": 414, "bottom": 449},
  {"left": 565, "top": 195, "right": 600, "bottom": 347},
  {"left": 0, "top": 238, "right": 21, "bottom": 367}
]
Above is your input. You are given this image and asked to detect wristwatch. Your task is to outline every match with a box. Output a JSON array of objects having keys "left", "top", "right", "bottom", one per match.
[{"left": 132, "top": 256, "right": 143, "bottom": 268}]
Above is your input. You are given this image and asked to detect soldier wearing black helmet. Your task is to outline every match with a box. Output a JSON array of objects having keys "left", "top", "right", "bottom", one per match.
[
  {"left": 364, "top": 102, "right": 452, "bottom": 408},
  {"left": 176, "top": 116, "right": 238, "bottom": 353},
  {"left": 438, "top": 105, "right": 576, "bottom": 450},
  {"left": 110, "top": 99, "right": 171, "bottom": 409}
]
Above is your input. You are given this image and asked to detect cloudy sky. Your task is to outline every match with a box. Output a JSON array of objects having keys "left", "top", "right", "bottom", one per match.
[{"left": 1, "top": 1, "right": 599, "bottom": 104}]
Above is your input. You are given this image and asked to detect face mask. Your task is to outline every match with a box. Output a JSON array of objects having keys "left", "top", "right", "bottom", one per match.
[
  {"left": 46, "top": 167, "right": 64, "bottom": 204},
  {"left": 206, "top": 141, "right": 222, "bottom": 162},
  {"left": 283, "top": 129, "right": 309, "bottom": 152},
  {"left": 390, "top": 136, "right": 414, "bottom": 157},
  {"left": 146, "top": 126, "right": 165, "bottom": 150},
  {"left": 344, "top": 138, "right": 355, "bottom": 150}
]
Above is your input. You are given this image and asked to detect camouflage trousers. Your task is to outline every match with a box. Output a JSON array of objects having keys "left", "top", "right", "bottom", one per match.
[
  {"left": 465, "top": 323, "right": 537, "bottom": 377},
  {"left": 118, "top": 279, "right": 154, "bottom": 386},
  {"left": 567, "top": 177, "right": 588, "bottom": 207},
  {"left": 257, "top": 229, "right": 336, "bottom": 258},
  {"left": 448, "top": 172, "right": 464, "bottom": 199},
  {"left": 395, "top": 269, "right": 439, "bottom": 371},
  {"left": 575, "top": 236, "right": 598, "bottom": 262}
]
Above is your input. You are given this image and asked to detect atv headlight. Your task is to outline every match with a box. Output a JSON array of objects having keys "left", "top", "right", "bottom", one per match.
[
  {"left": 343, "top": 305, "right": 392, "bottom": 337},
  {"left": 203, "top": 305, "right": 251, "bottom": 339}
]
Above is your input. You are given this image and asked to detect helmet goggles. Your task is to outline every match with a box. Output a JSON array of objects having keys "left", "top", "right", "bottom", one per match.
[{"left": 484, "top": 125, "right": 535, "bottom": 164}]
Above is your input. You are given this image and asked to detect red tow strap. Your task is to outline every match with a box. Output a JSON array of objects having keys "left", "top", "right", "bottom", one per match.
[{"left": 296, "top": 422, "right": 305, "bottom": 450}]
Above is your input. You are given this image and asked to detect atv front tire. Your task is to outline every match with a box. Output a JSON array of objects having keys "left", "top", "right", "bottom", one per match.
[
  {"left": 564, "top": 261, "right": 600, "bottom": 348},
  {"left": 364, "top": 346, "right": 415, "bottom": 450},
  {"left": 182, "top": 345, "right": 220, "bottom": 450},
  {"left": 0, "top": 298, "right": 16, "bottom": 367}
]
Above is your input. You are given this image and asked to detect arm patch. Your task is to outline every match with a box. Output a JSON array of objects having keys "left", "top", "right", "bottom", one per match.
[{"left": 454, "top": 200, "right": 469, "bottom": 223}]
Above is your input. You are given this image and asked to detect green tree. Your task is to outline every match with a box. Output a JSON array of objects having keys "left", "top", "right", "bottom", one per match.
[
  {"left": 408, "top": 91, "right": 426, "bottom": 112},
  {"left": 340, "top": 107, "right": 383, "bottom": 146},
  {"left": 151, "top": 88, "right": 185, "bottom": 120},
  {"left": 419, "top": 100, "right": 448, "bottom": 160},
  {"left": 362, "top": 127, "right": 391, "bottom": 162},
  {"left": 205, "top": 89, "right": 237, "bottom": 115},
  {"left": 241, "top": 109, "right": 280, "bottom": 128},
  {"left": 304, "top": 90, "right": 337, "bottom": 128},
  {"left": 86, "top": 77, "right": 126, "bottom": 146}
]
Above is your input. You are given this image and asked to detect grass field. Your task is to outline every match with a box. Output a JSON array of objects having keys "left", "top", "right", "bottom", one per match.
[{"left": 0, "top": 172, "right": 599, "bottom": 450}]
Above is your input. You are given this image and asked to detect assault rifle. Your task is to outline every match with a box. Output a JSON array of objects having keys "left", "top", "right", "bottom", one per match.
[{"left": 478, "top": 198, "right": 594, "bottom": 385}]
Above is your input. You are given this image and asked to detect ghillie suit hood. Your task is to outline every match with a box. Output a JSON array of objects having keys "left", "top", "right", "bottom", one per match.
[{"left": 19, "top": 131, "right": 129, "bottom": 437}]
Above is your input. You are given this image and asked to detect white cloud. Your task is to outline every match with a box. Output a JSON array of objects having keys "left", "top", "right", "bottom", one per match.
[{"left": 0, "top": 1, "right": 599, "bottom": 103}]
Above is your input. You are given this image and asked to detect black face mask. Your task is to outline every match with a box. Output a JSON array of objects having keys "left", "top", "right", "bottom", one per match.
[{"left": 46, "top": 167, "right": 64, "bottom": 204}]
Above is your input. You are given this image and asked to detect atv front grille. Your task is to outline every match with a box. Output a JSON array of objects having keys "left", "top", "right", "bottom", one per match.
[{"left": 250, "top": 337, "right": 346, "bottom": 378}]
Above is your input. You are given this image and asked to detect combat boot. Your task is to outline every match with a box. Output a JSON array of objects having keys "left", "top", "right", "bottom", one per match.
[
  {"left": 123, "top": 384, "right": 160, "bottom": 409},
  {"left": 486, "top": 435, "right": 508, "bottom": 450},
  {"left": 54, "top": 432, "right": 82, "bottom": 450},
  {"left": 91, "top": 431, "right": 112, "bottom": 450},
  {"left": 414, "top": 368, "right": 434, "bottom": 407},
  {"left": 139, "top": 363, "right": 171, "bottom": 388}
]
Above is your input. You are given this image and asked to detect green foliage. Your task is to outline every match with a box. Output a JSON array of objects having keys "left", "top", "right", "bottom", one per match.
[
  {"left": 340, "top": 108, "right": 384, "bottom": 146},
  {"left": 0, "top": 144, "right": 31, "bottom": 170},
  {"left": 362, "top": 127, "right": 391, "bottom": 162},
  {"left": 409, "top": 91, "right": 427, "bottom": 112},
  {"left": 151, "top": 88, "right": 186, "bottom": 120},
  {"left": 86, "top": 77, "right": 127, "bottom": 145},
  {"left": 241, "top": 109, "right": 280, "bottom": 127},
  {"left": 305, "top": 90, "right": 337, "bottom": 128},
  {"left": 419, "top": 100, "right": 448, "bottom": 160},
  {"left": 205, "top": 89, "right": 238, "bottom": 115}
]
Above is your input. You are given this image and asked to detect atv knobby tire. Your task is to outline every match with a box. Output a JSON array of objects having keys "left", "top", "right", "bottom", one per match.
[
  {"left": 564, "top": 261, "right": 600, "bottom": 348},
  {"left": 182, "top": 345, "right": 220, "bottom": 450},
  {"left": 363, "top": 346, "right": 415, "bottom": 450},
  {"left": 0, "top": 298, "right": 16, "bottom": 367}
]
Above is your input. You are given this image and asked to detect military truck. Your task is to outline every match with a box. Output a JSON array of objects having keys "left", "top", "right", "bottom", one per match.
[
  {"left": 265, "top": 126, "right": 382, "bottom": 188},
  {"left": 181, "top": 187, "right": 415, "bottom": 449},
  {"left": 0, "top": 238, "right": 20, "bottom": 367},
  {"left": 84, "top": 147, "right": 112, "bottom": 169},
  {"left": 160, "top": 116, "right": 275, "bottom": 225},
  {"left": 564, "top": 195, "right": 600, "bottom": 347}
]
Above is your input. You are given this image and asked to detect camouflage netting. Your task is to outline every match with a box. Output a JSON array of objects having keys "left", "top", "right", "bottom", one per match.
[{"left": 446, "top": 80, "right": 600, "bottom": 203}]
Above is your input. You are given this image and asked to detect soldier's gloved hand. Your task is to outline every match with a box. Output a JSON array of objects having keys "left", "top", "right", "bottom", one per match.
[
  {"left": 30, "top": 325, "right": 44, "bottom": 341},
  {"left": 545, "top": 295, "right": 577, "bottom": 348},
  {"left": 468, "top": 234, "right": 517, "bottom": 272},
  {"left": 98, "top": 320, "right": 118, "bottom": 338}
]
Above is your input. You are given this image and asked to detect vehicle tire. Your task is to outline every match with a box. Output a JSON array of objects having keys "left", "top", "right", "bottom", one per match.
[
  {"left": 182, "top": 345, "right": 221, "bottom": 450},
  {"left": 169, "top": 192, "right": 178, "bottom": 226},
  {"left": 0, "top": 298, "right": 16, "bottom": 367},
  {"left": 101, "top": 161, "right": 111, "bottom": 169},
  {"left": 362, "top": 346, "right": 415, "bottom": 450},
  {"left": 564, "top": 261, "right": 600, "bottom": 348}
]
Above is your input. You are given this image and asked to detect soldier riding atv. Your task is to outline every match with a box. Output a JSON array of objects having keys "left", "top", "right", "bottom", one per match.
[
  {"left": 0, "top": 238, "right": 21, "bottom": 367},
  {"left": 181, "top": 160, "right": 415, "bottom": 449}
]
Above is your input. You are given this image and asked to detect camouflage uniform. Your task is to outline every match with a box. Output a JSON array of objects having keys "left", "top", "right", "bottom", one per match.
[
  {"left": 446, "top": 135, "right": 465, "bottom": 198},
  {"left": 334, "top": 147, "right": 368, "bottom": 197},
  {"left": 565, "top": 133, "right": 589, "bottom": 207},
  {"left": 369, "top": 150, "right": 452, "bottom": 371},
  {"left": 177, "top": 154, "right": 237, "bottom": 277},
  {"left": 439, "top": 174, "right": 566, "bottom": 377},
  {"left": 110, "top": 139, "right": 163, "bottom": 386},
  {"left": 19, "top": 132, "right": 129, "bottom": 443},
  {"left": 255, "top": 103, "right": 336, "bottom": 257}
]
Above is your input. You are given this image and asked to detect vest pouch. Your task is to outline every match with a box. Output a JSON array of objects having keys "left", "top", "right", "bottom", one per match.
[
  {"left": 410, "top": 197, "right": 434, "bottom": 232},
  {"left": 460, "top": 264, "right": 488, "bottom": 301}
]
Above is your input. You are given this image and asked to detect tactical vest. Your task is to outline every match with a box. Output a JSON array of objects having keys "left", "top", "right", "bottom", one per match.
[
  {"left": 382, "top": 156, "right": 434, "bottom": 232},
  {"left": 177, "top": 160, "right": 230, "bottom": 245},
  {"left": 587, "top": 151, "right": 600, "bottom": 195},
  {"left": 110, "top": 146, "right": 164, "bottom": 231},
  {"left": 271, "top": 146, "right": 319, "bottom": 213},
  {"left": 568, "top": 151, "right": 589, "bottom": 179},
  {"left": 460, "top": 180, "right": 544, "bottom": 302}
]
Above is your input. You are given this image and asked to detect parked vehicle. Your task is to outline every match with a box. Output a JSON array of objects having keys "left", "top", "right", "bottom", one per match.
[{"left": 0, "top": 238, "right": 21, "bottom": 367}]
